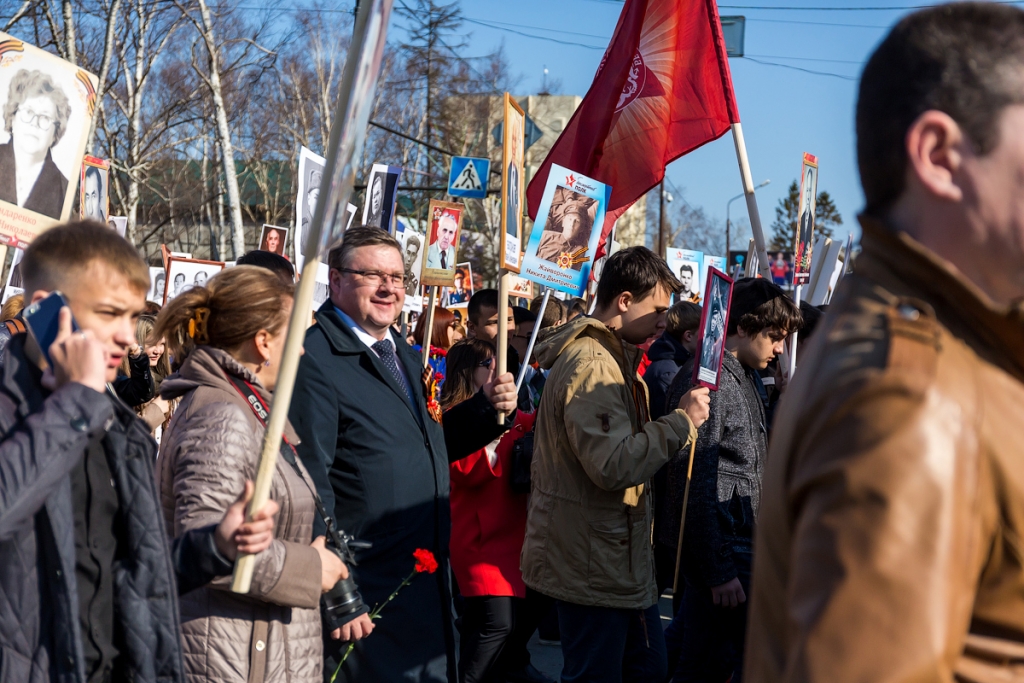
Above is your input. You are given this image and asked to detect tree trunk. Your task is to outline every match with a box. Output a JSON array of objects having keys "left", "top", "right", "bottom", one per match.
[
  {"left": 61, "top": 0, "right": 76, "bottom": 64},
  {"left": 85, "top": 0, "right": 123, "bottom": 155},
  {"left": 195, "top": 0, "right": 245, "bottom": 258}
]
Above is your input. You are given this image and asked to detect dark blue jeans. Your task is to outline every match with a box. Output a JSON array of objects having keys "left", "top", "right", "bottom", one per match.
[
  {"left": 556, "top": 600, "right": 666, "bottom": 683},
  {"left": 664, "top": 545, "right": 753, "bottom": 683}
]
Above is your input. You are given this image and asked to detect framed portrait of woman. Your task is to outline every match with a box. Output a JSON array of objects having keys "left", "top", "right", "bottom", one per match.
[{"left": 0, "top": 33, "right": 99, "bottom": 247}]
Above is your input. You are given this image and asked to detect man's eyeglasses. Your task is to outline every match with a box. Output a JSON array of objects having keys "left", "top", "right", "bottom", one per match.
[
  {"left": 339, "top": 268, "right": 405, "bottom": 287},
  {"left": 17, "top": 107, "right": 56, "bottom": 131}
]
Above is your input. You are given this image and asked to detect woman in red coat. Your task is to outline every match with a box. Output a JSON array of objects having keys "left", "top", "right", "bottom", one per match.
[{"left": 442, "top": 339, "right": 543, "bottom": 683}]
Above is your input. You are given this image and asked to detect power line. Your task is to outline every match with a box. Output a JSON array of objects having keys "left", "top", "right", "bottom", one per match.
[
  {"left": 746, "top": 53, "right": 863, "bottom": 64},
  {"left": 463, "top": 17, "right": 605, "bottom": 49},
  {"left": 741, "top": 56, "right": 857, "bottom": 80}
]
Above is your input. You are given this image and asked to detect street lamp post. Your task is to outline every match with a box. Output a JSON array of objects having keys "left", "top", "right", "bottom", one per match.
[{"left": 726, "top": 179, "right": 770, "bottom": 259}]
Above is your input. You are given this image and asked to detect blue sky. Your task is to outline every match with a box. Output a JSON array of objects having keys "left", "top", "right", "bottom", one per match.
[{"left": 392, "top": 0, "right": 946, "bottom": 249}]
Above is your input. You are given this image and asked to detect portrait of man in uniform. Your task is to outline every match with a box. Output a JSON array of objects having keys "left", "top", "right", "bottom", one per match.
[{"left": 535, "top": 187, "right": 597, "bottom": 272}]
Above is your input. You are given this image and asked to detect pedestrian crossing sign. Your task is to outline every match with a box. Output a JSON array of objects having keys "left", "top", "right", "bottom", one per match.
[{"left": 447, "top": 157, "right": 490, "bottom": 199}]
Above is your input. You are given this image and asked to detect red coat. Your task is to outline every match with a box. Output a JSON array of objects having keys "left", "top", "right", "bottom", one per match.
[{"left": 449, "top": 409, "right": 536, "bottom": 598}]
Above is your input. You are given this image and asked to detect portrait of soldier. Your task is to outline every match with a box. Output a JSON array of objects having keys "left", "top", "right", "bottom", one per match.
[
  {"left": 402, "top": 232, "right": 422, "bottom": 295},
  {"left": 699, "top": 279, "right": 729, "bottom": 376},
  {"left": 679, "top": 262, "right": 698, "bottom": 299},
  {"left": 535, "top": 188, "right": 596, "bottom": 271},
  {"left": 0, "top": 69, "right": 72, "bottom": 219}
]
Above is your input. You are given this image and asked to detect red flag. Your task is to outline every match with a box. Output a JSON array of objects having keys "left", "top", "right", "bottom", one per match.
[{"left": 526, "top": 0, "right": 739, "bottom": 257}]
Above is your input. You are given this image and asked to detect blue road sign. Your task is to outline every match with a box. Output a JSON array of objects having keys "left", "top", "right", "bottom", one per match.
[
  {"left": 492, "top": 115, "right": 542, "bottom": 150},
  {"left": 448, "top": 156, "right": 490, "bottom": 199}
]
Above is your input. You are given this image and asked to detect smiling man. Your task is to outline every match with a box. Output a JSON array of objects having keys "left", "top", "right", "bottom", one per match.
[
  {"left": 0, "top": 220, "right": 278, "bottom": 683},
  {"left": 290, "top": 226, "right": 519, "bottom": 683},
  {"left": 522, "top": 246, "right": 711, "bottom": 683},
  {"left": 661, "top": 278, "right": 801, "bottom": 683}
]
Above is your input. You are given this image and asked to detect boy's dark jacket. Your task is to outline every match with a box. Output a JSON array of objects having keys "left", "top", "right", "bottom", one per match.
[{"left": 663, "top": 351, "right": 768, "bottom": 588}]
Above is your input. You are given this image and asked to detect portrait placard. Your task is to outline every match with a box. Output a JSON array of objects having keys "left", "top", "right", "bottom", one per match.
[
  {"left": 294, "top": 146, "right": 325, "bottom": 269},
  {"left": 163, "top": 257, "right": 225, "bottom": 305},
  {"left": 361, "top": 163, "right": 402, "bottom": 233},
  {"left": 519, "top": 164, "right": 609, "bottom": 296},
  {"left": 794, "top": 152, "right": 819, "bottom": 285},
  {"left": 508, "top": 275, "right": 534, "bottom": 299},
  {"left": 398, "top": 224, "right": 425, "bottom": 312},
  {"left": 691, "top": 267, "right": 734, "bottom": 391},
  {"left": 666, "top": 248, "right": 703, "bottom": 302},
  {"left": 107, "top": 216, "right": 127, "bottom": 237},
  {"left": 441, "top": 262, "right": 473, "bottom": 307},
  {"left": 147, "top": 267, "right": 165, "bottom": 304},
  {"left": 259, "top": 224, "right": 288, "bottom": 256},
  {"left": 499, "top": 94, "right": 525, "bottom": 273},
  {"left": 80, "top": 155, "right": 109, "bottom": 222},
  {"left": 0, "top": 33, "right": 99, "bottom": 247},
  {"left": 420, "top": 200, "right": 464, "bottom": 287}
]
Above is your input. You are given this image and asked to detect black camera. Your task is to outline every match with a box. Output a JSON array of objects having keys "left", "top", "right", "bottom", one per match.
[{"left": 322, "top": 522, "right": 372, "bottom": 629}]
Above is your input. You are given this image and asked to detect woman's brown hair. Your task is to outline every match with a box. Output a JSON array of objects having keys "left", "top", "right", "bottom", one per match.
[
  {"left": 440, "top": 338, "right": 494, "bottom": 411},
  {"left": 154, "top": 266, "right": 294, "bottom": 361},
  {"left": 414, "top": 306, "right": 457, "bottom": 350}
]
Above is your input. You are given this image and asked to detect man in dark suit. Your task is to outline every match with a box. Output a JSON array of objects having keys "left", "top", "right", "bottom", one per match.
[{"left": 290, "top": 227, "right": 517, "bottom": 683}]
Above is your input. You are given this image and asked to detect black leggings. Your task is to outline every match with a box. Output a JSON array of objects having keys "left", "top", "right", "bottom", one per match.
[
  {"left": 460, "top": 596, "right": 514, "bottom": 683},
  {"left": 460, "top": 590, "right": 555, "bottom": 682}
]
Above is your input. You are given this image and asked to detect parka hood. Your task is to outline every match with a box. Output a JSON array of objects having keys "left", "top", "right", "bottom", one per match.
[{"left": 534, "top": 316, "right": 626, "bottom": 370}]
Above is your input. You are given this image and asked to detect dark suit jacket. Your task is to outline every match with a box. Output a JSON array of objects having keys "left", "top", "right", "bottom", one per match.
[
  {"left": 0, "top": 142, "right": 68, "bottom": 219},
  {"left": 290, "top": 302, "right": 512, "bottom": 683}
]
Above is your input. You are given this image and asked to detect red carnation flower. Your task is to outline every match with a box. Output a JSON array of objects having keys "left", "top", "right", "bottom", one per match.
[{"left": 413, "top": 548, "right": 438, "bottom": 574}]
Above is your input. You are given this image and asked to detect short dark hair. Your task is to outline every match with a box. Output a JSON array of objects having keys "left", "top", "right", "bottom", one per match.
[
  {"left": 595, "top": 246, "right": 681, "bottom": 309},
  {"left": 327, "top": 225, "right": 401, "bottom": 271},
  {"left": 799, "top": 301, "right": 825, "bottom": 341},
  {"left": 567, "top": 298, "right": 587, "bottom": 319},
  {"left": 468, "top": 288, "right": 499, "bottom": 325},
  {"left": 23, "top": 220, "right": 150, "bottom": 295},
  {"left": 728, "top": 278, "right": 802, "bottom": 337},
  {"left": 236, "top": 250, "right": 295, "bottom": 284},
  {"left": 512, "top": 306, "right": 536, "bottom": 327},
  {"left": 531, "top": 294, "right": 565, "bottom": 329},
  {"left": 857, "top": 3, "right": 1024, "bottom": 214},
  {"left": 666, "top": 301, "right": 702, "bottom": 339}
]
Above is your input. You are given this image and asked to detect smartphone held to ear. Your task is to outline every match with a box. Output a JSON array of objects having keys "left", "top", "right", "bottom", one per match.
[{"left": 24, "top": 292, "right": 79, "bottom": 369}]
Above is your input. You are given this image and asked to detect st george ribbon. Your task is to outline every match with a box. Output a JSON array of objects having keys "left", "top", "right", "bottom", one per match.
[{"left": 232, "top": 0, "right": 395, "bottom": 594}]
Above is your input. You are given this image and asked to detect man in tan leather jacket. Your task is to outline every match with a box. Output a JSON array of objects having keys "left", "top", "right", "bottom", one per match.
[
  {"left": 745, "top": 5, "right": 1024, "bottom": 682},
  {"left": 522, "top": 246, "right": 710, "bottom": 682}
]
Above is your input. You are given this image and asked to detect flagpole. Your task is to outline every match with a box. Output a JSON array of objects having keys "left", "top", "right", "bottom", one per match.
[
  {"left": 421, "top": 287, "right": 437, "bottom": 368},
  {"left": 730, "top": 123, "right": 771, "bottom": 279},
  {"left": 231, "top": 0, "right": 393, "bottom": 594}
]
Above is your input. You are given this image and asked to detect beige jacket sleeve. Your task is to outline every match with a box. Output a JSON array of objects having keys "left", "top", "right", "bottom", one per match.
[
  {"left": 168, "top": 401, "right": 321, "bottom": 609},
  {"left": 564, "top": 356, "right": 695, "bottom": 492}
]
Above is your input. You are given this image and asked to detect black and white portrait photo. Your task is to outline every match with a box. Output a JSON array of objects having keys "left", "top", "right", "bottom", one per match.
[
  {"left": 148, "top": 267, "right": 165, "bottom": 304},
  {"left": 361, "top": 163, "right": 402, "bottom": 232},
  {"left": 535, "top": 186, "right": 598, "bottom": 272},
  {"left": 694, "top": 270, "right": 734, "bottom": 389},
  {"left": 678, "top": 261, "right": 699, "bottom": 299},
  {"left": 794, "top": 153, "right": 819, "bottom": 284},
  {"left": 80, "top": 156, "right": 109, "bottom": 221},
  {"left": 163, "top": 257, "right": 225, "bottom": 305},
  {"left": 294, "top": 146, "right": 326, "bottom": 270},
  {"left": 0, "top": 33, "right": 98, "bottom": 245}
]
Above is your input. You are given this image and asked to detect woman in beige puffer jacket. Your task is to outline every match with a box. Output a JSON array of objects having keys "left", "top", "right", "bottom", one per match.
[{"left": 154, "top": 267, "right": 371, "bottom": 683}]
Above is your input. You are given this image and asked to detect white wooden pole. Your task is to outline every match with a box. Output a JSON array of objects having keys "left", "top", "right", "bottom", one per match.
[
  {"left": 421, "top": 287, "right": 437, "bottom": 368},
  {"left": 497, "top": 270, "right": 510, "bottom": 424},
  {"left": 730, "top": 123, "right": 771, "bottom": 279},
  {"left": 516, "top": 289, "right": 549, "bottom": 391}
]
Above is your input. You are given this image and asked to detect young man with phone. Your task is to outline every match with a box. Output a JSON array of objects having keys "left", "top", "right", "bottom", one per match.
[{"left": 0, "top": 221, "right": 279, "bottom": 683}]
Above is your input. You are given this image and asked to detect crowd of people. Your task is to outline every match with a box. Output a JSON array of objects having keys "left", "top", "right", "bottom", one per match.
[{"left": 3, "top": 4, "right": 1024, "bottom": 683}]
